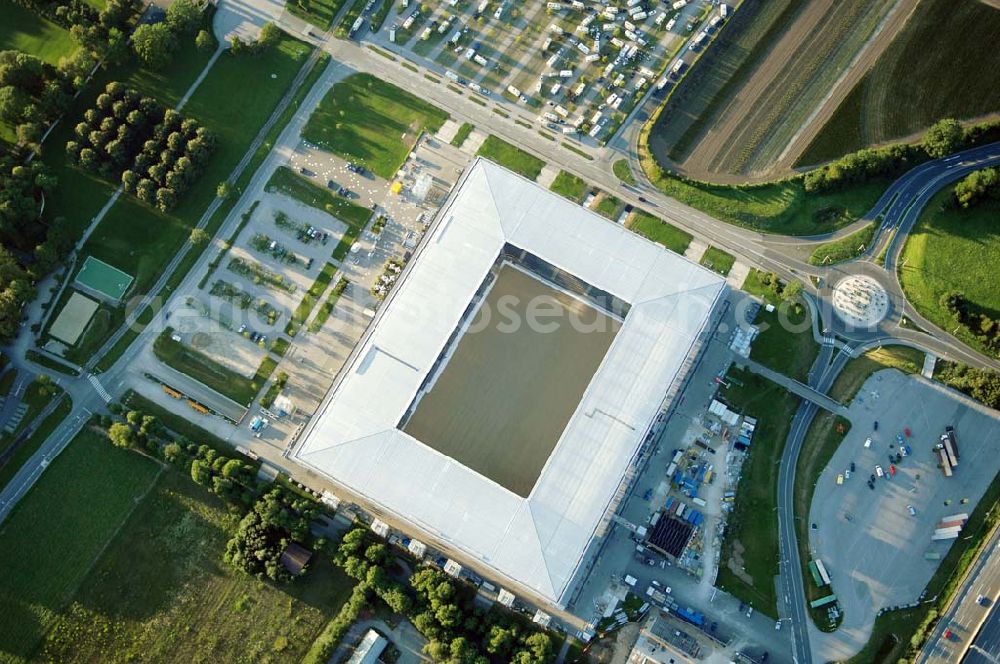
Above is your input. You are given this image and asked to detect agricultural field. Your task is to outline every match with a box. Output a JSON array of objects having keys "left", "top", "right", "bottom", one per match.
[
  {"left": 364, "top": 0, "right": 704, "bottom": 143},
  {"left": 899, "top": 191, "right": 1000, "bottom": 357},
  {"left": 646, "top": 0, "right": 895, "bottom": 180},
  {"left": 799, "top": 0, "right": 1000, "bottom": 165},
  {"left": 302, "top": 73, "right": 448, "bottom": 178}
]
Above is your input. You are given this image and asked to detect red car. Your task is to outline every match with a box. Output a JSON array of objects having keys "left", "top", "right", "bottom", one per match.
[{"left": 889, "top": 464, "right": 897, "bottom": 477}]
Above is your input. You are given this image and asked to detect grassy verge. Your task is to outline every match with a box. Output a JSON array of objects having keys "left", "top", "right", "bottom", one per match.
[
  {"left": 477, "top": 135, "right": 545, "bottom": 181},
  {"left": 0, "top": 378, "right": 63, "bottom": 444},
  {"left": 900, "top": 192, "right": 1000, "bottom": 358},
  {"left": 794, "top": 411, "right": 851, "bottom": 630},
  {"left": 303, "top": 72, "right": 448, "bottom": 178},
  {"left": 808, "top": 223, "right": 876, "bottom": 265},
  {"left": 93, "top": 305, "right": 156, "bottom": 373},
  {"left": 25, "top": 349, "right": 80, "bottom": 376},
  {"left": 284, "top": 0, "right": 349, "bottom": 29},
  {"left": 700, "top": 246, "right": 736, "bottom": 276},
  {"left": 612, "top": 159, "right": 637, "bottom": 186},
  {"left": 594, "top": 193, "right": 623, "bottom": 220},
  {"left": 308, "top": 277, "right": 348, "bottom": 333},
  {"left": 561, "top": 141, "right": 593, "bottom": 160},
  {"left": 0, "top": 394, "right": 72, "bottom": 491},
  {"left": 627, "top": 211, "right": 693, "bottom": 255},
  {"left": 286, "top": 262, "right": 337, "bottom": 337},
  {"left": 715, "top": 367, "right": 800, "bottom": 617},
  {"left": 153, "top": 327, "right": 276, "bottom": 405},
  {"left": 828, "top": 345, "right": 925, "bottom": 404},
  {"left": 451, "top": 122, "right": 474, "bottom": 148},
  {"left": 0, "top": 428, "right": 161, "bottom": 660},
  {"left": 549, "top": 170, "right": 588, "bottom": 202},
  {"left": 750, "top": 302, "right": 819, "bottom": 384},
  {"left": 266, "top": 165, "right": 372, "bottom": 227}
]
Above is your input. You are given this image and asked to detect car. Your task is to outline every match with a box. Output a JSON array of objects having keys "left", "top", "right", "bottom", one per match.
[
  {"left": 775, "top": 620, "right": 782, "bottom": 631},
  {"left": 638, "top": 196, "right": 648, "bottom": 203},
  {"left": 746, "top": 606, "right": 753, "bottom": 618},
  {"left": 710, "top": 621, "right": 717, "bottom": 632},
  {"left": 977, "top": 594, "right": 992, "bottom": 607},
  {"left": 836, "top": 473, "right": 844, "bottom": 485},
  {"left": 907, "top": 505, "right": 916, "bottom": 516},
  {"left": 875, "top": 465, "right": 884, "bottom": 477},
  {"left": 900, "top": 445, "right": 909, "bottom": 457},
  {"left": 870, "top": 473, "right": 876, "bottom": 482},
  {"left": 889, "top": 454, "right": 896, "bottom": 465},
  {"left": 889, "top": 464, "right": 897, "bottom": 476},
  {"left": 874, "top": 420, "right": 879, "bottom": 431},
  {"left": 850, "top": 462, "right": 856, "bottom": 473},
  {"left": 845, "top": 470, "right": 851, "bottom": 480},
  {"left": 864, "top": 437, "right": 873, "bottom": 448},
  {"left": 868, "top": 481, "right": 875, "bottom": 491}
]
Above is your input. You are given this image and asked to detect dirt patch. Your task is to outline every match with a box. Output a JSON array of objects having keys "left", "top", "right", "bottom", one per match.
[{"left": 727, "top": 540, "right": 754, "bottom": 585}]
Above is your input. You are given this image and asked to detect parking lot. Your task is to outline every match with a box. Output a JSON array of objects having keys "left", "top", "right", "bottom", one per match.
[
  {"left": 366, "top": 0, "right": 725, "bottom": 143},
  {"left": 808, "top": 370, "right": 1000, "bottom": 661}
]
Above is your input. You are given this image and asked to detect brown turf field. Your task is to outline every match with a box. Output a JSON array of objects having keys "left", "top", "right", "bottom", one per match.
[{"left": 403, "top": 266, "right": 621, "bottom": 497}]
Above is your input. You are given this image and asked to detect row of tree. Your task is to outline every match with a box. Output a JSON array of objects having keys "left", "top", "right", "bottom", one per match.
[
  {"left": 934, "top": 363, "right": 1000, "bottom": 411},
  {"left": 0, "top": 49, "right": 83, "bottom": 152},
  {"left": 66, "top": 81, "right": 215, "bottom": 211},
  {"left": 132, "top": 0, "right": 213, "bottom": 70},
  {"left": 953, "top": 167, "right": 1000, "bottom": 209},
  {"left": 940, "top": 290, "right": 1000, "bottom": 356},
  {"left": 804, "top": 118, "right": 1000, "bottom": 194}
]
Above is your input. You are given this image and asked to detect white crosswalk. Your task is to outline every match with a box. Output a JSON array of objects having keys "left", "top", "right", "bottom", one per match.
[{"left": 87, "top": 374, "right": 112, "bottom": 403}]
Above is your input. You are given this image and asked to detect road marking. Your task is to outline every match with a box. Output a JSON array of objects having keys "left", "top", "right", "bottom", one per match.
[{"left": 87, "top": 374, "right": 112, "bottom": 403}]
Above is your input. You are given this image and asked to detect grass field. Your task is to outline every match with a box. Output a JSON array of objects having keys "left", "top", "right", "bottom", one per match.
[
  {"left": 154, "top": 328, "right": 277, "bottom": 405},
  {"left": 638, "top": 152, "right": 887, "bottom": 236},
  {"left": 38, "top": 471, "right": 354, "bottom": 663},
  {"left": 303, "top": 73, "right": 448, "bottom": 178},
  {"left": 0, "top": 428, "right": 161, "bottom": 660},
  {"left": 549, "top": 170, "right": 588, "bottom": 202},
  {"left": 286, "top": 262, "right": 337, "bottom": 337},
  {"left": 284, "top": 0, "right": 349, "bottom": 28},
  {"left": 627, "top": 211, "right": 692, "bottom": 255},
  {"left": 808, "top": 223, "right": 876, "bottom": 265},
  {"left": 266, "top": 165, "right": 372, "bottom": 228},
  {"left": 799, "top": 0, "right": 1000, "bottom": 164},
  {"left": 899, "top": 192, "right": 1000, "bottom": 356},
  {"left": 749, "top": 303, "right": 819, "bottom": 384},
  {"left": 699, "top": 246, "right": 735, "bottom": 276},
  {"left": 593, "top": 193, "right": 623, "bottom": 220},
  {"left": 476, "top": 135, "right": 545, "bottom": 181},
  {"left": 0, "top": 0, "right": 78, "bottom": 64},
  {"left": 828, "top": 345, "right": 924, "bottom": 404},
  {"left": 716, "top": 368, "right": 800, "bottom": 617}
]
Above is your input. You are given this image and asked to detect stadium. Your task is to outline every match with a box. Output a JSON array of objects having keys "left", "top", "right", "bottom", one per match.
[{"left": 294, "top": 159, "right": 727, "bottom": 606}]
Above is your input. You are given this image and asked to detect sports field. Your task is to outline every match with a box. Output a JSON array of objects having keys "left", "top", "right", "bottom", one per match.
[
  {"left": 48, "top": 292, "right": 98, "bottom": 345},
  {"left": 799, "top": 0, "right": 1000, "bottom": 164},
  {"left": 403, "top": 266, "right": 620, "bottom": 497},
  {"left": 75, "top": 256, "right": 134, "bottom": 303}
]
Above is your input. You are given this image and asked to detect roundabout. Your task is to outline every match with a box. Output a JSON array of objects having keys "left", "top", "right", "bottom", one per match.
[{"left": 831, "top": 275, "right": 890, "bottom": 329}]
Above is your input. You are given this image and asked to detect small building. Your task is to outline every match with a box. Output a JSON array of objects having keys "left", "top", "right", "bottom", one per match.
[
  {"left": 497, "top": 588, "right": 516, "bottom": 608},
  {"left": 346, "top": 629, "right": 387, "bottom": 664},
  {"left": 371, "top": 519, "right": 390, "bottom": 538},
  {"left": 444, "top": 559, "right": 463, "bottom": 577},
  {"left": 279, "top": 543, "right": 313, "bottom": 576}
]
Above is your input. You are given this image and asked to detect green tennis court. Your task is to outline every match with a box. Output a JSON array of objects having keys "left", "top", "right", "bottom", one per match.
[{"left": 74, "top": 256, "right": 134, "bottom": 303}]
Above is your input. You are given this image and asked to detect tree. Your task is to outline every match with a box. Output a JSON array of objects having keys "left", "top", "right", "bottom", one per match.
[
  {"left": 257, "top": 22, "right": 282, "bottom": 50},
  {"left": 191, "top": 458, "right": 211, "bottom": 485},
  {"left": 922, "top": 118, "right": 964, "bottom": 159},
  {"left": 108, "top": 421, "right": 135, "bottom": 448},
  {"left": 216, "top": 180, "right": 232, "bottom": 199},
  {"left": 132, "top": 23, "right": 177, "bottom": 70},
  {"left": 163, "top": 441, "right": 183, "bottom": 463},
  {"left": 953, "top": 167, "right": 1000, "bottom": 208},
  {"left": 166, "top": 0, "right": 203, "bottom": 33},
  {"left": 195, "top": 29, "right": 214, "bottom": 52},
  {"left": 0, "top": 86, "right": 29, "bottom": 124}
]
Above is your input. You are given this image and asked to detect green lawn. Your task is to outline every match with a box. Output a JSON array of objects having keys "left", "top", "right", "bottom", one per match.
[
  {"left": 308, "top": 277, "right": 348, "bottom": 333},
  {"left": 38, "top": 470, "right": 354, "bottom": 663},
  {"left": 476, "top": 135, "right": 545, "bottom": 181},
  {"left": 0, "top": 428, "right": 161, "bottom": 660},
  {"left": 549, "top": 170, "right": 588, "bottom": 202},
  {"left": 699, "top": 246, "right": 736, "bottom": 276},
  {"left": 451, "top": 122, "right": 474, "bottom": 148},
  {"left": 741, "top": 268, "right": 782, "bottom": 305},
  {"left": 0, "top": 0, "right": 78, "bottom": 64},
  {"left": 749, "top": 303, "right": 819, "bottom": 383},
  {"left": 628, "top": 211, "right": 693, "bottom": 255},
  {"left": 266, "top": 165, "right": 372, "bottom": 228},
  {"left": 900, "top": 192, "right": 1000, "bottom": 356},
  {"left": 799, "top": 0, "right": 1000, "bottom": 164},
  {"left": 303, "top": 73, "right": 449, "bottom": 178},
  {"left": 0, "top": 394, "right": 72, "bottom": 491},
  {"left": 715, "top": 368, "right": 800, "bottom": 618},
  {"left": 828, "top": 345, "right": 924, "bottom": 404},
  {"left": 154, "top": 328, "right": 276, "bottom": 405},
  {"left": 612, "top": 159, "right": 637, "bottom": 186},
  {"left": 808, "top": 223, "right": 876, "bottom": 265},
  {"left": 639, "top": 151, "right": 887, "bottom": 235},
  {"left": 593, "top": 193, "right": 623, "bottom": 220},
  {"left": 284, "top": 0, "right": 349, "bottom": 28},
  {"left": 286, "top": 262, "right": 338, "bottom": 337}
]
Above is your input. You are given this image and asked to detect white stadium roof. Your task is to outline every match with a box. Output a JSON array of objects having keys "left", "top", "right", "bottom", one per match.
[{"left": 296, "top": 159, "right": 726, "bottom": 604}]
